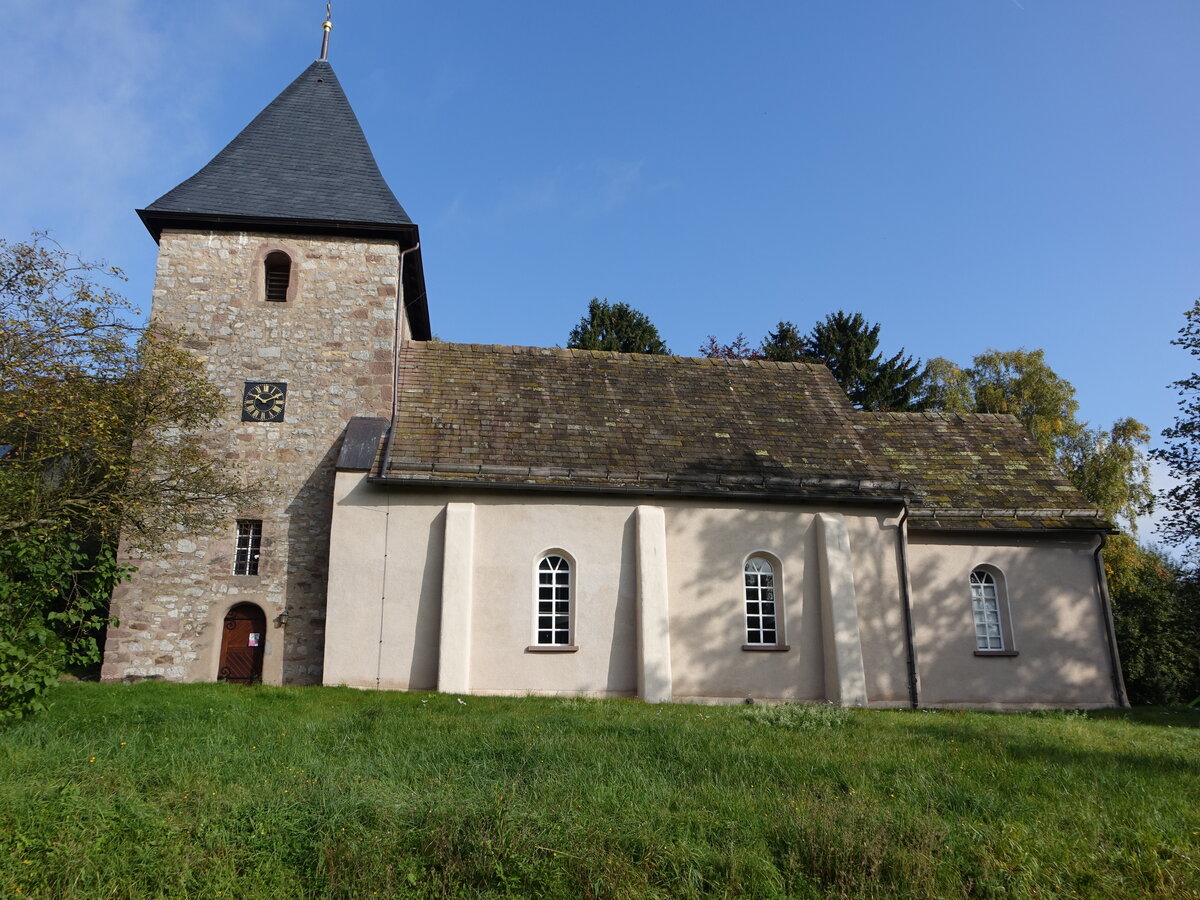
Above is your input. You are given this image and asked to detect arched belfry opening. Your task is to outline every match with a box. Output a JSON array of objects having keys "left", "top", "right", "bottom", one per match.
[
  {"left": 218, "top": 603, "right": 267, "bottom": 684},
  {"left": 263, "top": 251, "right": 291, "bottom": 302}
]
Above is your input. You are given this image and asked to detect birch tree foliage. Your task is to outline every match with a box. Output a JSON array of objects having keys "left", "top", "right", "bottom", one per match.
[{"left": 921, "top": 348, "right": 1153, "bottom": 532}]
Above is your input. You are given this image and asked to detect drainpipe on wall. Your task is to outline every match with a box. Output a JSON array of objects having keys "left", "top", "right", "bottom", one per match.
[
  {"left": 1093, "top": 533, "right": 1130, "bottom": 708},
  {"left": 373, "top": 242, "right": 419, "bottom": 688},
  {"left": 375, "top": 488, "right": 392, "bottom": 690},
  {"left": 896, "top": 503, "right": 920, "bottom": 709}
]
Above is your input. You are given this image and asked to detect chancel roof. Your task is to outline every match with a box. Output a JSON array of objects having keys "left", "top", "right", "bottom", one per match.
[
  {"left": 860, "top": 412, "right": 1109, "bottom": 531},
  {"left": 140, "top": 60, "right": 411, "bottom": 233},
  {"left": 364, "top": 343, "right": 1109, "bottom": 531}
]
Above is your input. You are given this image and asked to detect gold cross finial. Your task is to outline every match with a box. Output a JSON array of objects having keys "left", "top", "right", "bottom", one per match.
[{"left": 320, "top": 2, "right": 333, "bottom": 60}]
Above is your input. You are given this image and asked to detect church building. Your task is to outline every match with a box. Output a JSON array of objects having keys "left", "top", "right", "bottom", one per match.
[{"left": 101, "top": 49, "right": 1127, "bottom": 709}]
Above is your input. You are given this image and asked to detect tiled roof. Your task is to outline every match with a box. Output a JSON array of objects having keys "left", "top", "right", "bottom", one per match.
[
  {"left": 380, "top": 343, "right": 904, "bottom": 499},
  {"left": 141, "top": 60, "right": 411, "bottom": 229},
  {"left": 858, "top": 412, "right": 1109, "bottom": 531},
  {"left": 368, "top": 343, "right": 1109, "bottom": 532}
]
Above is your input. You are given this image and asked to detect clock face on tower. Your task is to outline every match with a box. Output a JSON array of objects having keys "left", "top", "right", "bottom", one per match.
[{"left": 241, "top": 381, "right": 287, "bottom": 422}]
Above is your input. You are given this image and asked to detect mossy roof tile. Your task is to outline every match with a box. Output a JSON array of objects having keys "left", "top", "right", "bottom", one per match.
[{"left": 376, "top": 343, "right": 1108, "bottom": 531}]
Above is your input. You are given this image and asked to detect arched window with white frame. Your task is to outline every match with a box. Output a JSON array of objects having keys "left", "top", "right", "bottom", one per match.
[
  {"left": 744, "top": 555, "right": 780, "bottom": 646},
  {"left": 535, "top": 554, "right": 572, "bottom": 646},
  {"left": 970, "top": 566, "right": 1016, "bottom": 654}
]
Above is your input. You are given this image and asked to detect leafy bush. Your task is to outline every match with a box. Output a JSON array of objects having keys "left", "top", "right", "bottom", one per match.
[
  {"left": 0, "top": 530, "right": 130, "bottom": 721},
  {"left": 1108, "top": 536, "right": 1200, "bottom": 705}
]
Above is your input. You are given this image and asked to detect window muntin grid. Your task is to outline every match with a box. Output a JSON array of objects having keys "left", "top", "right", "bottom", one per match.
[
  {"left": 744, "top": 556, "right": 778, "bottom": 645},
  {"left": 970, "top": 569, "right": 1003, "bottom": 650},
  {"left": 536, "top": 555, "right": 571, "bottom": 645},
  {"left": 234, "top": 520, "right": 263, "bottom": 576}
]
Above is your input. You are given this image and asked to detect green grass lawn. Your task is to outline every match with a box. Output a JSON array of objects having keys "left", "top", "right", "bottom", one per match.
[{"left": 0, "top": 683, "right": 1196, "bottom": 899}]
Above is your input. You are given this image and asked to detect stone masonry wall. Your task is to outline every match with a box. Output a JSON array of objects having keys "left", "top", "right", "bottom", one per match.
[{"left": 102, "top": 229, "right": 403, "bottom": 685}]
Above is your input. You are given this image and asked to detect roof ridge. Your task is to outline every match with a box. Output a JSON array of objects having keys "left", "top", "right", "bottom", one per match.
[
  {"left": 409, "top": 340, "right": 831, "bottom": 369},
  {"left": 861, "top": 410, "right": 1024, "bottom": 426}
]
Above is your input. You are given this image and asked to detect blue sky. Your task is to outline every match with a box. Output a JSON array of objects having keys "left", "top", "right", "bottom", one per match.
[{"left": 4, "top": 1, "right": 1197, "bottom": 538}]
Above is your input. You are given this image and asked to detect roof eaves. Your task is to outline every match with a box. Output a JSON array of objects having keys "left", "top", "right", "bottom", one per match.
[
  {"left": 137, "top": 209, "right": 418, "bottom": 244},
  {"left": 366, "top": 473, "right": 913, "bottom": 506},
  {"left": 907, "top": 506, "right": 1115, "bottom": 534}
]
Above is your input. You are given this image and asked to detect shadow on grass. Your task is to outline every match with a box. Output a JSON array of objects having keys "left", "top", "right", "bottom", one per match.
[
  {"left": 897, "top": 708, "right": 1198, "bottom": 777},
  {"left": 1084, "top": 705, "right": 1200, "bottom": 728}
]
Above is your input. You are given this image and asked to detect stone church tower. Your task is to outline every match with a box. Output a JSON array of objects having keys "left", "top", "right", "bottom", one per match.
[{"left": 101, "top": 56, "right": 430, "bottom": 685}]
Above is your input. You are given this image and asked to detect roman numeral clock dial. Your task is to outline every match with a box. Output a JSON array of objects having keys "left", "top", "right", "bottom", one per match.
[{"left": 241, "top": 381, "right": 287, "bottom": 422}]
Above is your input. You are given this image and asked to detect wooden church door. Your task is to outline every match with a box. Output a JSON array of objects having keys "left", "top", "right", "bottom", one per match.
[{"left": 218, "top": 603, "right": 266, "bottom": 683}]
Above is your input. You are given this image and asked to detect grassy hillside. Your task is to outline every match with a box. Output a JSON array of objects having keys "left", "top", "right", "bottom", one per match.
[{"left": 0, "top": 683, "right": 1196, "bottom": 899}]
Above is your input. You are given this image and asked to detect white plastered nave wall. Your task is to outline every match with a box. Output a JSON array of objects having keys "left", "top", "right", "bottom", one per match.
[
  {"left": 906, "top": 532, "right": 1119, "bottom": 708},
  {"left": 323, "top": 474, "right": 918, "bottom": 704}
]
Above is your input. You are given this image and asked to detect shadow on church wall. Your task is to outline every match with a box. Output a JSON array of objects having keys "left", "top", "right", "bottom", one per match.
[
  {"left": 281, "top": 438, "right": 343, "bottom": 685},
  {"left": 662, "top": 451, "right": 887, "bottom": 703},
  {"left": 408, "top": 506, "right": 445, "bottom": 690},
  {"left": 605, "top": 513, "right": 639, "bottom": 694},
  {"left": 907, "top": 535, "right": 1115, "bottom": 707},
  {"left": 665, "top": 448, "right": 1115, "bottom": 708}
]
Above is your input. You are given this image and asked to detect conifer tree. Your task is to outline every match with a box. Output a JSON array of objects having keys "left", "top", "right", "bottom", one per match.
[
  {"left": 760, "top": 321, "right": 806, "bottom": 362},
  {"left": 802, "top": 311, "right": 925, "bottom": 411},
  {"left": 567, "top": 298, "right": 670, "bottom": 355}
]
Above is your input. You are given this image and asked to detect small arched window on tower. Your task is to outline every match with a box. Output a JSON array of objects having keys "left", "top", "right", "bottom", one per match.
[{"left": 263, "top": 251, "right": 292, "bottom": 302}]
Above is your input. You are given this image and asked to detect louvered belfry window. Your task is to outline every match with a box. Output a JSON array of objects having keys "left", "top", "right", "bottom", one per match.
[{"left": 264, "top": 251, "right": 291, "bottom": 302}]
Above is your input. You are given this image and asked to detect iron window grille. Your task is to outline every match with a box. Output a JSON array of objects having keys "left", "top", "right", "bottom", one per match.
[{"left": 234, "top": 520, "right": 263, "bottom": 576}]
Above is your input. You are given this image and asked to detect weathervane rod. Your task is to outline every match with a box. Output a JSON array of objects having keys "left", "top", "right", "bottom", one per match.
[{"left": 320, "top": 2, "right": 332, "bottom": 60}]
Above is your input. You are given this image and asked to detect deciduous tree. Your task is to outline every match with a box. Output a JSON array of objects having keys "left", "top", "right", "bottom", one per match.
[
  {"left": 0, "top": 235, "right": 260, "bottom": 719},
  {"left": 966, "top": 348, "right": 1082, "bottom": 460},
  {"left": 1152, "top": 298, "right": 1200, "bottom": 556},
  {"left": 1061, "top": 418, "right": 1154, "bottom": 533},
  {"left": 698, "top": 332, "right": 761, "bottom": 360},
  {"left": 920, "top": 347, "right": 1153, "bottom": 532},
  {"left": 1105, "top": 536, "right": 1200, "bottom": 704},
  {"left": 917, "top": 357, "right": 973, "bottom": 413}
]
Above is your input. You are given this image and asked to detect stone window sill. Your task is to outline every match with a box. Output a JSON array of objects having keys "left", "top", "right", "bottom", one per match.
[
  {"left": 742, "top": 644, "right": 790, "bottom": 652},
  {"left": 525, "top": 645, "right": 579, "bottom": 653},
  {"left": 974, "top": 649, "right": 1019, "bottom": 657}
]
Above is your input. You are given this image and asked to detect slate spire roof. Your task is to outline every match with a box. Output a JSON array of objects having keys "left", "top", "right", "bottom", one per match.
[{"left": 139, "top": 60, "right": 412, "bottom": 236}]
